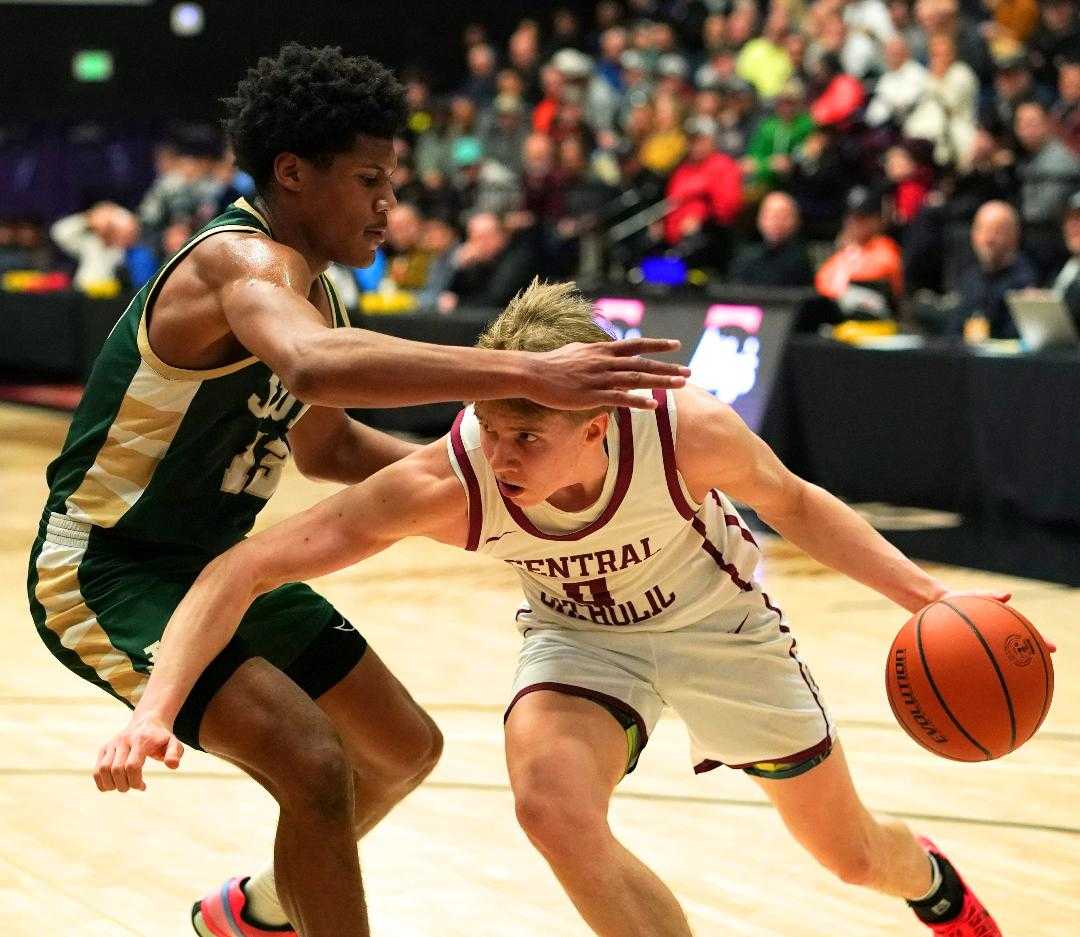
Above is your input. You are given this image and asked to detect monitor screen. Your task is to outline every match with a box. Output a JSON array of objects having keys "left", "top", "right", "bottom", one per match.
[{"left": 593, "top": 297, "right": 796, "bottom": 432}]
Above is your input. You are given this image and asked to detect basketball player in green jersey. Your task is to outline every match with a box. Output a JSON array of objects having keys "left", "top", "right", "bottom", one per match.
[{"left": 27, "top": 45, "right": 688, "bottom": 937}]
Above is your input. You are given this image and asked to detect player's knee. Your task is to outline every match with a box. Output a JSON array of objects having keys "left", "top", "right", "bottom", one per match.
[
  {"left": 277, "top": 734, "right": 354, "bottom": 821},
  {"left": 403, "top": 713, "right": 443, "bottom": 783},
  {"left": 514, "top": 781, "right": 608, "bottom": 860}
]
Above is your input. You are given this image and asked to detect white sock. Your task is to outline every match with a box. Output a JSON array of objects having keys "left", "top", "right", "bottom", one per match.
[
  {"left": 911, "top": 853, "right": 943, "bottom": 903},
  {"left": 243, "top": 865, "right": 290, "bottom": 927}
]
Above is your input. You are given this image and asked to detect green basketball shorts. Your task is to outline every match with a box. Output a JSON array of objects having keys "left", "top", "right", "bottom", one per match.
[{"left": 27, "top": 511, "right": 366, "bottom": 749}]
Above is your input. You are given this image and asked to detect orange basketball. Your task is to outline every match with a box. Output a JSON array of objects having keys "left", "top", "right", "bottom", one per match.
[{"left": 885, "top": 596, "right": 1053, "bottom": 761}]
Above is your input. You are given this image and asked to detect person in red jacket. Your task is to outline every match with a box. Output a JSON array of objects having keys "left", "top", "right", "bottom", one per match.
[{"left": 661, "top": 116, "right": 743, "bottom": 260}]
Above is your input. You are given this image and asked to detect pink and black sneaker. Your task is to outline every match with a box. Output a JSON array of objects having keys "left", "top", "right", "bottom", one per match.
[
  {"left": 911, "top": 837, "right": 1001, "bottom": 937},
  {"left": 191, "top": 877, "right": 296, "bottom": 937}
]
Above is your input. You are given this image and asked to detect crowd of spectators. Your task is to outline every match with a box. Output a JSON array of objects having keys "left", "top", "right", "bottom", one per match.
[
  {"left": 3, "top": 0, "right": 1079, "bottom": 336},
  {"left": 375, "top": 0, "right": 1080, "bottom": 332}
]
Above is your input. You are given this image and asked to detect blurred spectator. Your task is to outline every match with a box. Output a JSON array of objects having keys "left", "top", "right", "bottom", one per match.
[
  {"left": 729, "top": 191, "right": 815, "bottom": 286},
  {"left": 842, "top": 0, "right": 896, "bottom": 78},
  {"left": 913, "top": 0, "right": 991, "bottom": 82},
  {"left": 550, "top": 134, "right": 619, "bottom": 276},
  {"left": 950, "top": 199, "right": 1036, "bottom": 338},
  {"left": 736, "top": 3, "right": 793, "bottom": 100},
  {"left": 660, "top": 117, "right": 743, "bottom": 267},
  {"left": 480, "top": 95, "right": 530, "bottom": 176},
  {"left": 655, "top": 52, "right": 692, "bottom": 100},
  {"left": 0, "top": 217, "right": 53, "bottom": 275},
  {"left": 1014, "top": 100, "right": 1080, "bottom": 279},
  {"left": 984, "top": 47, "right": 1053, "bottom": 135},
  {"left": 597, "top": 26, "right": 629, "bottom": 92},
  {"left": 1029, "top": 0, "right": 1079, "bottom": 90},
  {"left": 383, "top": 204, "right": 436, "bottom": 292},
  {"left": 138, "top": 125, "right": 223, "bottom": 257},
  {"left": 461, "top": 43, "right": 498, "bottom": 107},
  {"left": 714, "top": 78, "right": 758, "bottom": 158},
  {"left": 727, "top": 1, "right": 761, "bottom": 53},
  {"left": 551, "top": 7, "right": 585, "bottom": 53},
  {"left": 533, "top": 64, "right": 567, "bottom": 135},
  {"left": 415, "top": 218, "right": 462, "bottom": 312},
  {"left": 639, "top": 93, "right": 689, "bottom": 175},
  {"left": 517, "top": 133, "right": 565, "bottom": 232},
  {"left": 901, "top": 126, "right": 1017, "bottom": 293},
  {"left": 508, "top": 22, "right": 543, "bottom": 102},
  {"left": 887, "top": 0, "right": 925, "bottom": 56},
  {"left": 884, "top": 141, "right": 934, "bottom": 225},
  {"left": 1052, "top": 55, "right": 1080, "bottom": 155},
  {"left": 439, "top": 211, "right": 535, "bottom": 313},
  {"left": 51, "top": 202, "right": 139, "bottom": 290},
  {"left": 402, "top": 72, "right": 434, "bottom": 144},
  {"left": 815, "top": 187, "right": 905, "bottom": 315},
  {"left": 904, "top": 34, "right": 978, "bottom": 166},
  {"left": 552, "top": 47, "right": 620, "bottom": 134},
  {"left": 789, "top": 127, "right": 851, "bottom": 233},
  {"left": 744, "top": 79, "right": 815, "bottom": 193},
  {"left": 986, "top": 0, "right": 1040, "bottom": 45},
  {"left": 866, "top": 36, "right": 929, "bottom": 129},
  {"left": 1053, "top": 191, "right": 1080, "bottom": 328},
  {"left": 618, "top": 49, "right": 656, "bottom": 126},
  {"left": 808, "top": 53, "right": 866, "bottom": 129}
]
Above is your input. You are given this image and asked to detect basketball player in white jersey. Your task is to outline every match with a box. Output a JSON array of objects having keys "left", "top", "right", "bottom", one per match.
[{"left": 97, "top": 280, "right": 1004, "bottom": 936}]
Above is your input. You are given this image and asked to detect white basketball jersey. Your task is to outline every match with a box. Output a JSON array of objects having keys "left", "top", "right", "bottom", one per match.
[{"left": 446, "top": 390, "right": 772, "bottom": 634}]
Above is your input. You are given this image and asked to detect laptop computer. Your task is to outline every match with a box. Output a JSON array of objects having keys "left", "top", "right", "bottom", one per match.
[{"left": 1006, "top": 290, "right": 1080, "bottom": 351}]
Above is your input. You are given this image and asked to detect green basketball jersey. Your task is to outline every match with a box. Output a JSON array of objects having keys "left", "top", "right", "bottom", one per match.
[{"left": 43, "top": 198, "right": 350, "bottom": 556}]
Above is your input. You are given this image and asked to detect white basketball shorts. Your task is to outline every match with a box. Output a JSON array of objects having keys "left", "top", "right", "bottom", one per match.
[{"left": 506, "top": 590, "right": 835, "bottom": 777}]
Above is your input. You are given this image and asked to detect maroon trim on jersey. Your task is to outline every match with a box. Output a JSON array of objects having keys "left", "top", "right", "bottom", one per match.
[
  {"left": 693, "top": 735, "right": 833, "bottom": 774},
  {"left": 692, "top": 517, "right": 753, "bottom": 592},
  {"left": 504, "top": 681, "right": 650, "bottom": 747},
  {"left": 762, "top": 591, "right": 789, "bottom": 633},
  {"left": 499, "top": 407, "right": 635, "bottom": 542},
  {"left": 710, "top": 492, "right": 760, "bottom": 548},
  {"left": 653, "top": 389, "right": 696, "bottom": 519},
  {"left": 788, "top": 637, "right": 832, "bottom": 739},
  {"left": 451, "top": 410, "right": 482, "bottom": 551}
]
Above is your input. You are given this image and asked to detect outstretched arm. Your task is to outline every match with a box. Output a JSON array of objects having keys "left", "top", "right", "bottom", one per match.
[
  {"left": 673, "top": 386, "right": 951, "bottom": 613},
  {"left": 207, "top": 237, "right": 689, "bottom": 411},
  {"left": 94, "top": 440, "right": 467, "bottom": 792}
]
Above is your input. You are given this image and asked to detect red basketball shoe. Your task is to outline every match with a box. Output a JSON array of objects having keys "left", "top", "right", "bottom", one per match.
[
  {"left": 915, "top": 838, "right": 1001, "bottom": 937},
  {"left": 191, "top": 877, "right": 296, "bottom": 937}
]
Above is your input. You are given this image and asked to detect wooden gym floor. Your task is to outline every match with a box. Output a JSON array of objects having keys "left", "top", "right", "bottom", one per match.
[{"left": 2, "top": 402, "right": 1077, "bottom": 936}]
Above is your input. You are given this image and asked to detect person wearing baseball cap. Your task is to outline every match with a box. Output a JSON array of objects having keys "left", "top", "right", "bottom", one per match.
[{"left": 815, "top": 186, "right": 905, "bottom": 317}]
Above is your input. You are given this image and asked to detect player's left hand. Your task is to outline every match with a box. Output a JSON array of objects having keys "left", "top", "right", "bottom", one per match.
[
  {"left": 938, "top": 590, "right": 1056, "bottom": 653},
  {"left": 94, "top": 713, "right": 184, "bottom": 793}
]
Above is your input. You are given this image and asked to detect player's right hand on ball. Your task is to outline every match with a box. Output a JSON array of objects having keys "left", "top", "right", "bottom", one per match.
[
  {"left": 94, "top": 714, "right": 184, "bottom": 793},
  {"left": 528, "top": 339, "right": 690, "bottom": 411}
]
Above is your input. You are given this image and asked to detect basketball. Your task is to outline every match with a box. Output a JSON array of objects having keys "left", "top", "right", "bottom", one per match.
[{"left": 886, "top": 596, "right": 1054, "bottom": 761}]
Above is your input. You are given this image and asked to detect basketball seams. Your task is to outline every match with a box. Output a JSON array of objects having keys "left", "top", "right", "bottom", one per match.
[
  {"left": 940, "top": 599, "right": 1017, "bottom": 752},
  {"left": 915, "top": 605, "right": 992, "bottom": 760},
  {"left": 966, "top": 596, "right": 1053, "bottom": 739}
]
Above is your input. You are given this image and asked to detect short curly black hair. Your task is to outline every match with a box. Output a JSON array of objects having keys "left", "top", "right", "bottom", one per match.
[{"left": 223, "top": 43, "right": 406, "bottom": 191}]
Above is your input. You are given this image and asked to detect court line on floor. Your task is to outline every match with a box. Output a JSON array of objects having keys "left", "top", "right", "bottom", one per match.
[{"left": 3, "top": 767, "right": 1076, "bottom": 837}]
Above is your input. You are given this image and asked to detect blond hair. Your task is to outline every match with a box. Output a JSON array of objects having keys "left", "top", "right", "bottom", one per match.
[{"left": 476, "top": 278, "right": 613, "bottom": 420}]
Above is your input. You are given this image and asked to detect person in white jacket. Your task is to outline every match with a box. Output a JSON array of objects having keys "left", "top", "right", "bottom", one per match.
[
  {"left": 50, "top": 202, "right": 139, "bottom": 290},
  {"left": 866, "top": 36, "right": 929, "bottom": 128},
  {"left": 904, "top": 34, "right": 978, "bottom": 168}
]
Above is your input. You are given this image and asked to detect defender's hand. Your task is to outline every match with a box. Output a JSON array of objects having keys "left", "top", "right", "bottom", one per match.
[
  {"left": 527, "top": 339, "right": 690, "bottom": 411},
  {"left": 94, "top": 714, "right": 184, "bottom": 793}
]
